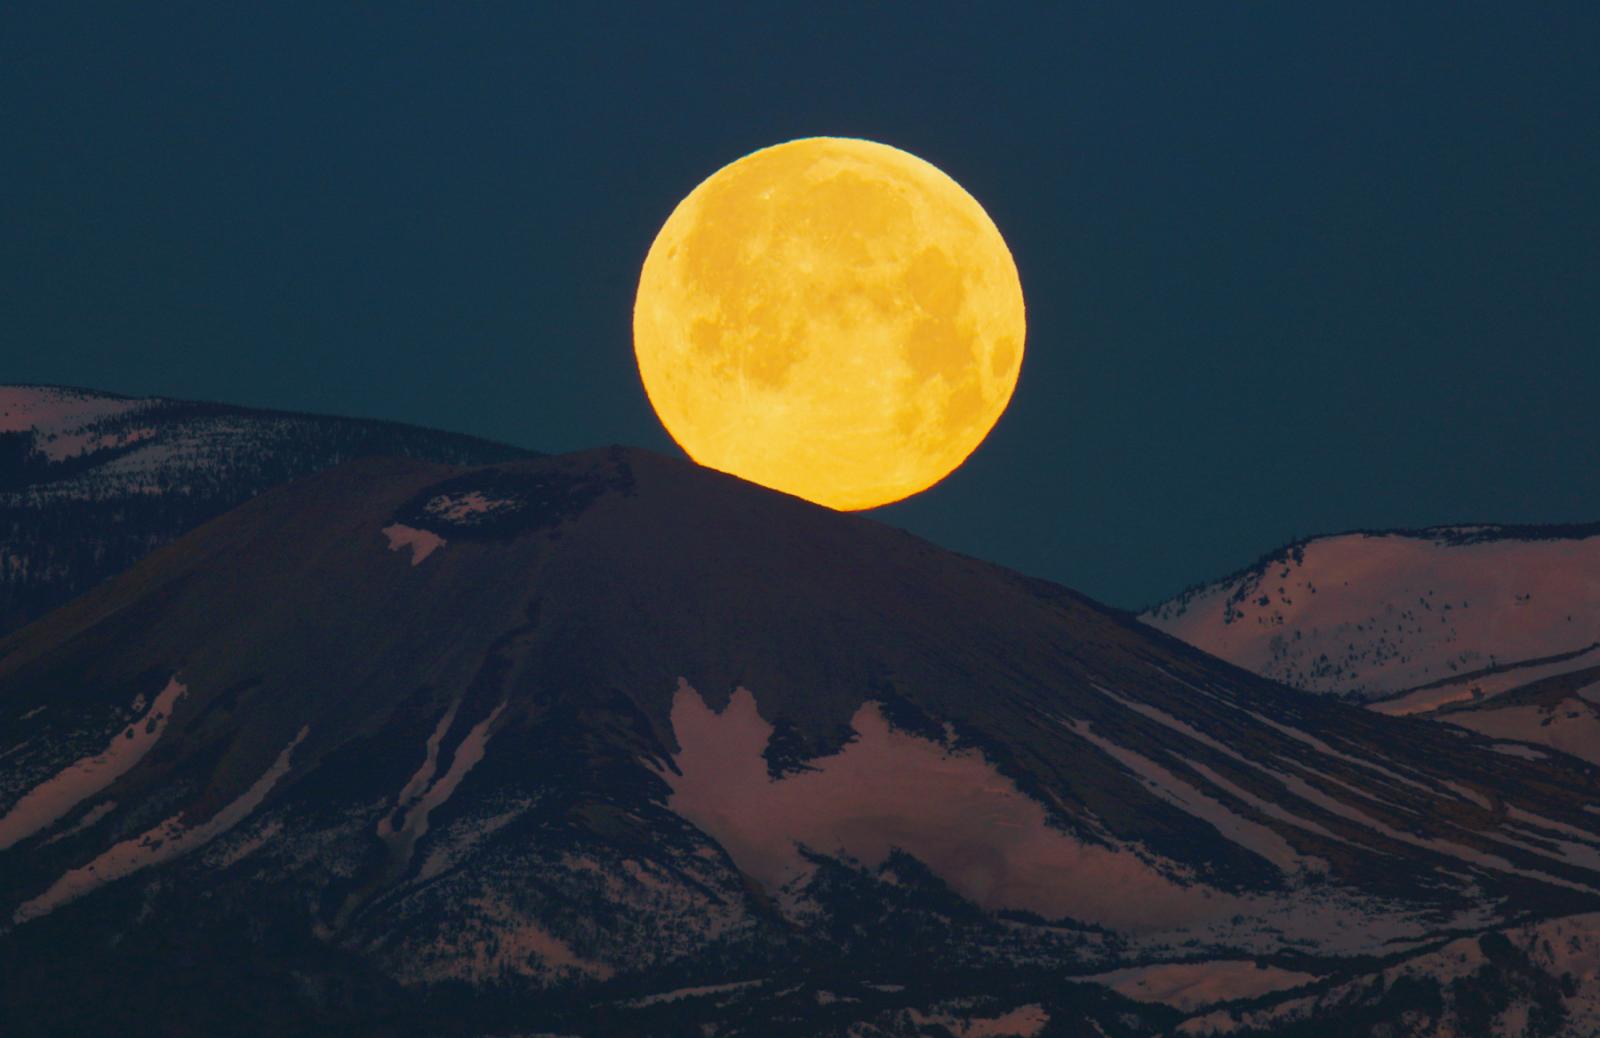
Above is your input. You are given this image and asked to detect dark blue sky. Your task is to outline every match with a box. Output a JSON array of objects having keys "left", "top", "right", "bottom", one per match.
[{"left": 4, "top": 4, "right": 1597, "bottom": 608}]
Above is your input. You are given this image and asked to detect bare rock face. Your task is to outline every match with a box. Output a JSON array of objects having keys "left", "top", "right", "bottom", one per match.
[{"left": 3, "top": 446, "right": 1600, "bottom": 1036}]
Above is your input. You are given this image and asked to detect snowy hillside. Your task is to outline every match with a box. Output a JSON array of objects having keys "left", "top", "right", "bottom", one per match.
[
  {"left": 0, "top": 384, "right": 532, "bottom": 634},
  {"left": 1176, "top": 911, "right": 1600, "bottom": 1036},
  {"left": 1407, "top": 664, "right": 1600, "bottom": 769},
  {"left": 1143, "top": 526, "right": 1600, "bottom": 703}
]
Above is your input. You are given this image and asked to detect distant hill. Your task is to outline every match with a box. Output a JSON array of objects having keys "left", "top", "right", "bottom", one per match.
[
  {"left": 0, "top": 385, "right": 533, "bottom": 635},
  {"left": 1143, "top": 524, "right": 1600, "bottom": 771},
  {"left": 1142, "top": 524, "right": 1600, "bottom": 701}
]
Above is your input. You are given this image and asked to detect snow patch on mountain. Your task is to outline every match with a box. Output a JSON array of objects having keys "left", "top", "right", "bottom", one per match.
[
  {"left": 1445, "top": 701, "right": 1600, "bottom": 768},
  {"left": 0, "top": 677, "right": 185, "bottom": 850},
  {"left": 203, "top": 818, "right": 286, "bottom": 870},
  {"left": 1258, "top": 763, "right": 1600, "bottom": 895},
  {"left": 1238, "top": 707, "right": 1444, "bottom": 797},
  {"left": 14, "top": 725, "right": 307, "bottom": 923},
  {"left": 1061, "top": 717, "right": 1313, "bottom": 874},
  {"left": 378, "top": 701, "right": 505, "bottom": 874},
  {"left": 0, "top": 386, "right": 156, "bottom": 461},
  {"left": 660, "top": 681, "right": 1580, "bottom": 954},
  {"left": 1178, "top": 912, "right": 1600, "bottom": 1036},
  {"left": 1082, "top": 960, "right": 1319, "bottom": 1011},
  {"left": 422, "top": 490, "right": 521, "bottom": 523},
  {"left": 621, "top": 979, "right": 766, "bottom": 1008},
  {"left": 40, "top": 801, "right": 118, "bottom": 846},
  {"left": 905, "top": 1001, "right": 1050, "bottom": 1036},
  {"left": 1491, "top": 743, "right": 1548, "bottom": 760},
  {"left": 382, "top": 523, "right": 446, "bottom": 565},
  {"left": 1371, "top": 644, "right": 1600, "bottom": 716},
  {"left": 659, "top": 681, "right": 1240, "bottom": 932},
  {"left": 1049, "top": 679, "right": 1600, "bottom": 930}
]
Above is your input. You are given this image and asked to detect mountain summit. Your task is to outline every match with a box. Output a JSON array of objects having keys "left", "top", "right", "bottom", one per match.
[{"left": 3, "top": 448, "right": 1599, "bottom": 1035}]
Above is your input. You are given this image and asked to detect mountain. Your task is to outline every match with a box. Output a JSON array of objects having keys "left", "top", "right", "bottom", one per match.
[
  {"left": 1142, "top": 525, "right": 1600, "bottom": 778},
  {"left": 1142, "top": 525, "right": 1600, "bottom": 703},
  {"left": 3, "top": 449, "right": 1599, "bottom": 1036},
  {"left": 0, "top": 384, "right": 533, "bottom": 636}
]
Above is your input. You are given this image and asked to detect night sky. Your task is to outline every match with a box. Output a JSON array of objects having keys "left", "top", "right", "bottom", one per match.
[{"left": 4, "top": 4, "right": 1597, "bottom": 608}]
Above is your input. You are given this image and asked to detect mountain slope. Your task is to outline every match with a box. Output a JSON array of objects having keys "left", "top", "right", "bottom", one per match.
[
  {"left": 3, "top": 450, "right": 1600, "bottom": 1035},
  {"left": 1142, "top": 525, "right": 1600, "bottom": 703},
  {"left": 1404, "top": 664, "right": 1600, "bottom": 769},
  {"left": 0, "top": 384, "right": 533, "bottom": 636}
]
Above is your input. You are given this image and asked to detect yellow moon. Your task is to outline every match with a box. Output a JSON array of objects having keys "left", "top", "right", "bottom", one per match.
[{"left": 633, "top": 136, "right": 1025, "bottom": 511}]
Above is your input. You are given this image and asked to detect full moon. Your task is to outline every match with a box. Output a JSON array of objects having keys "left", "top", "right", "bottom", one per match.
[{"left": 633, "top": 137, "right": 1025, "bottom": 511}]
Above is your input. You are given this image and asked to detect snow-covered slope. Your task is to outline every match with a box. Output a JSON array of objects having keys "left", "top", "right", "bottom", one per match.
[
  {"left": 3, "top": 448, "right": 1599, "bottom": 1036},
  {"left": 1179, "top": 911, "right": 1600, "bottom": 1036},
  {"left": 1417, "top": 666, "right": 1600, "bottom": 771},
  {"left": 1143, "top": 526, "right": 1600, "bottom": 703},
  {"left": 0, "top": 385, "right": 531, "bottom": 635}
]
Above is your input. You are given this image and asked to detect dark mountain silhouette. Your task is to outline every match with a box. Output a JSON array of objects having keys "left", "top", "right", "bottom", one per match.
[{"left": 2, "top": 448, "right": 1598, "bottom": 1035}]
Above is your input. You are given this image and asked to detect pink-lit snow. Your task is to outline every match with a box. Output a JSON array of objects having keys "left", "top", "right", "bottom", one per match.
[
  {"left": 422, "top": 491, "right": 519, "bottom": 522},
  {"left": 377, "top": 701, "right": 505, "bottom": 872},
  {"left": 1081, "top": 961, "right": 1318, "bottom": 1011},
  {"left": 0, "top": 677, "right": 186, "bottom": 850},
  {"left": 658, "top": 681, "right": 1244, "bottom": 932},
  {"left": 0, "top": 387, "right": 156, "bottom": 461},
  {"left": 906, "top": 1002, "right": 1050, "bottom": 1036},
  {"left": 14, "top": 726, "right": 308, "bottom": 923},
  {"left": 1061, "top": 717, "right": 1310, "bottom": 873},
  {"left": 1443, "top": 700, "right": 1600, "bottom": 767},
  {"left": 1144, "top": 530, "right": 1600, "bottom": 700},
  {"left": 621, "top": 979, "right": 766, "bottom": 1008},
  {"left": 1370, "top": 643, "right": 1600, "bottom": 716},
  {"left": 1177, "top": 912, "right": 1600, "bottom": 1036},
  {"left": 381, "top": 523, "right": 446, "bottom": 565}
]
